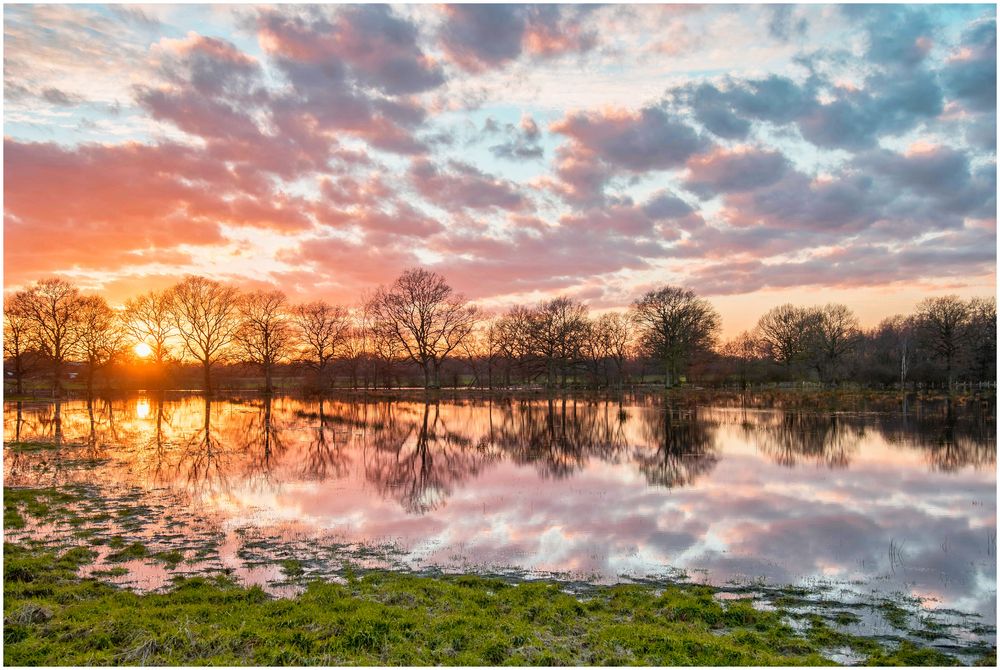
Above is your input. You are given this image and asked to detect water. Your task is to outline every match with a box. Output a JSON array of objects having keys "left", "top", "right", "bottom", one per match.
[{"left": 3, "top": 393, "right": 996, "bottom": 629}]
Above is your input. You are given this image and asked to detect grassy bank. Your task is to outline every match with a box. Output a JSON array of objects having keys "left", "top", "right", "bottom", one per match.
[{"left": 6, "top": 540, "right": 986, "bottom": 667}]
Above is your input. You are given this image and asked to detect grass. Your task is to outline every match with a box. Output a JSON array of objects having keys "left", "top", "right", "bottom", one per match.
[
  {"left": 3, "top": 485, "right": 994, "bottom": 666},
  {"left": 5, "top": 540, "right": 988, "bottom": 666}
]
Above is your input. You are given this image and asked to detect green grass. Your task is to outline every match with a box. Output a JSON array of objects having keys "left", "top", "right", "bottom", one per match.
[
  {"left": 5, "top": 541, "right": 987, "bottom": 666},
  {"left": 3, "top": 485, "right": 993, "bottom": 666}
]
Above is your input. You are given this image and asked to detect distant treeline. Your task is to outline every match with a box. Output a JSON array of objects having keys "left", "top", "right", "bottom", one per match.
[{"left": 3, "top": 269, "right": 996, "bottom": 396}]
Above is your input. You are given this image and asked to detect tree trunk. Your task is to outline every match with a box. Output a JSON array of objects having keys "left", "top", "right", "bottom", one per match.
[
  {"left": 52, "top": 357, "right": 63, "bottom": 398},
  {"left": 203, "top": 362, "right": 213, "bottom": 395},
  {"left": 264, "top": 362, "right": 273, "bottom": 395}
]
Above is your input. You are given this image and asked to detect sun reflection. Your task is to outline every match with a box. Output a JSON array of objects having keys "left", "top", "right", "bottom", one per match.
[
  {"left": 134, "top": 342, "right": 153, "bottom": 358},
  {"left": 136, "top": 399, "right": 151, "bottom": 420}
]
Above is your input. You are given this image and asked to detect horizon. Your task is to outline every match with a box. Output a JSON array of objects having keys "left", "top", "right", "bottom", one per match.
[{"left": 4, "top": 3, "right": 997, "bottom": 338}]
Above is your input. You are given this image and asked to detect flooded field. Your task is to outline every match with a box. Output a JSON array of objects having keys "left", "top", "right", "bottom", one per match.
[{"left": 4, "top": 393, "right": 996, "bottom": 652}]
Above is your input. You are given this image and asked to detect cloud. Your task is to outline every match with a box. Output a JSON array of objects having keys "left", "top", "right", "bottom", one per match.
[
  {"left": 486, "top": 115, "right": 545, "bottom": 160},
  {"left": 684, "top": 147, "right": 790, "bottom": 197},
  {"left": 2, "top": 138, "right": 322, "bottom": 286},
  {"left": 552, "top": 106, "right": 709, "bottom": 172},
  {"left": 439, "top": 4, "right": 597, "bottom": 72},
  {"left": 844, "top": 4, "right": 935, "bottom": 69},
  {"left": 256, "top": 5, "right": 444, "bottom": 96},
  {"left": 409, "top": 159, "right": 528, "bottom": 212},
  {"left": 941, "top": 17, "right": 997, "bottom": 113}
]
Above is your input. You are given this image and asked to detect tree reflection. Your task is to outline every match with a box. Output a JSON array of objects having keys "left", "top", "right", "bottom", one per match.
[
  {"left": 363, "top": 402, "right": 497, "bottom": 514},
  {"left": 749, "top": 412, "right": 862, "bottom": 468},
  {"left": 632, "top": 406, "right": 720, "bottom": 488},
  {"left": 488, "top": 398, "right": 631, "bottom": 479},
  {"left": 876, "top": 405, "right": 996, "bottom": 472},
  {"left": 173, "top": 398, "right": 234, "bottom": 498},
  {"left": 238, "top": 396, "right": 288, "bottom": 486},
  {"left": 299, "top": 398, "right": 353, "bottom": 481},
  {"left": 3, "top": 394, "right": 995, "bottom": 516}
]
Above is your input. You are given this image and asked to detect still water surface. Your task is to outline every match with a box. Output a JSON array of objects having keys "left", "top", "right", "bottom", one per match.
[{"left": 3, "top": 394, "right": 996, "bottom": 623}]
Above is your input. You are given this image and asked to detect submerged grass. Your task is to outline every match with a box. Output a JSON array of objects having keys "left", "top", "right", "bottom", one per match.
[
  {"left": 5, "top": 539, "right": 989, "bottom": 666},
  {"left": 3, "top": 485, "right": 994, "bottom": 666}
]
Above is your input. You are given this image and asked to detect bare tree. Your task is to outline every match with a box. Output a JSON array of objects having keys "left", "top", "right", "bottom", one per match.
[
  {"left": 169, "top": 276, "right": 240, "bottom": 394},
  {"left": 3, "top": 291, "right": 39, "bottom": 395},
  {"left": 581, "top": 312, "right": 631, "bottom": 388},
  {"left": 755, "top": 304, "right": 816, "bottom": 369},
  {"left": 367, "top": 269, "right": 479, "bottom": 389},
  {"left": 631, "top": 286, "right": 720, "bottom": 387},
  {"left": 460, "top": 321, "right": 501, "bottom": 389},
  {"left": 77, "top": 296, "right": 128, "bottom": 396},
  {"left": 528, "top": 297, "right": 590, "bottom": 388},
  {"left": 291, "top": 301, "right": 351, "bottom": 386},
  {"left": 873, "top": 315, "right": 917, "bottom": 389},
  {"left": 20, "top": 278, "right": 87, "bottom": 396},
  {"left": 720, "top": 330, "right": 761, "bottom": 389},
  {"left": 915, "top": 295, "right": 970, "bottom": 391},
  {"left": 494, "top": 305, "right": 535, "bottom": 386},
  {"left": 121, "top": 289, "right": 176, "bottom": 370},
  {"left": 807, "top": 304, "right": 861, "bottom": 384},
  {"left": 597, "top": 312, "right": 632, "bottom": 387},
  {"left": 234, "top": 290, "right": 294, "bottom": 394},
  {"left": 966, "top": 296, "right": 997, "bottom": 384}
]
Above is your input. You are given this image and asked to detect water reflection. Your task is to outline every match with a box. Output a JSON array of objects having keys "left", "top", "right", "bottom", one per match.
[{"left": 4, "top": 394, "right": 996, "bottom": 622}]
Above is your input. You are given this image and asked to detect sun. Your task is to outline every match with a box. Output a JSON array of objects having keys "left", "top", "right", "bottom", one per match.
[{"left": 134, "top": 342, "right": 153, "bottom": 359}]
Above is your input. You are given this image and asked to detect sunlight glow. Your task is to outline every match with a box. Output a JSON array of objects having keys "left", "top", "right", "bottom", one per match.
[{"left": 134, "top": 342, "right": 153, "bottom": 359}]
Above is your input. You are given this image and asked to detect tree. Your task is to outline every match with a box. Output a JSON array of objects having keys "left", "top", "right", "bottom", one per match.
[
  {"left": 367, "top": 269, "right": 479, "bottom": 389},
  {"left": 965, "top": 296, "right": 996, "bottom": 383},
  {"left": 121, "top": 290, "right": 176, "bottom": 386},
  {"left": 870, "top": 315, "right": 917, "bottom": 388},
  {"left": 806, "top": 304, "right": 861, "bottom": 384},
  {"left": 494, "top": 305, "right": 535, "bottom": 386},
  {"left": 3, "top": 291, "right": 39, "bottom": 395},
  {"left": 527, "top": 297, "right": 590, "bottom": 388},
  {"left": 169, "top": 276, "right": 240, "bottom": 394},
  {"left": 631, "top": 286, "right": 720, "bottom": 387},
  {"left": 77, "top": 296, "right": 127, "bottom": 396},
  {"left": 234, "top": 290, "right": 293, "bottom": 394},
  {"left": 719, "top": 330, "right": 761, "bottom": 389},
  {"left": 915, "top": 295, "right": 970, "bottom": 390},
  {"left": 755, "top": 304, "right": 816, "bottom": 369},
  {"left": 582, "top": 312, "right": 631, "bottom": 388},
  {"left": 20, "top": 278, "right": 87, "bottom": 396},
  {"left": 291, "top": 301, "right": 351, "bottom": 385}
]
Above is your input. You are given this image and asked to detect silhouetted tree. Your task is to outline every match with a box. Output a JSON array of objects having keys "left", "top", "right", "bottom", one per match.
[
  {"left": 806, "top": 304, "right": 861, "bottom": 384},
  {"left": 235, "top": 290, "right": 293, "bottom": 394},
  {"left": 291, "top": 300, "right": 351, "bottom": 387},
  {"left": 77, "top": 295, "right": 128, "bottom": 396},
  {"left": 169, "top": 276, "right": 240, "bottom": 394},
  {"left": 631, "top": 286, "right": 720, "bottom": 387},
  {"left": 3, "top": 290, "right": 39, "bottom": 394},
  {"left": 965, "top": 297, "right": 996, "bottom": 384},
  {"left": 367, "top": 269, "right": 479, "bottom": 389},
  {"left": 756, "top": 304, "right": 816, "bottom": 371},
  {"left": 719, "top": 330, "right": 762, "bottom": 389},
  {"left": 20, "top": 278, "right": 87, "bottom": 396},
  {"left": 527, "top": 297, "right": 590, "bottom": 388},
  {"left": 915, "top": 295, "right": 970, "bottom": 391},
  {"left": 121, "top": 289, "right": 176, "bottom": 387}
]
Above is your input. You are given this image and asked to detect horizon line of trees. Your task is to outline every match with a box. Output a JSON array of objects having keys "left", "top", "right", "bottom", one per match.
[{"left": 3, "top": 269, "right": 996, "bottom": 397}]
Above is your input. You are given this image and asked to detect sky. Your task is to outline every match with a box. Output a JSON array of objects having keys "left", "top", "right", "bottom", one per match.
[{"left": 3, "top": 2, "right": 997, "bottom": 337}]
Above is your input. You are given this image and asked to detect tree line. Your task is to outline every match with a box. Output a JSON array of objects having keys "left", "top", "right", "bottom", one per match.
[{"left": 3, "top": 269, "right": 996, "bottom": 396}]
